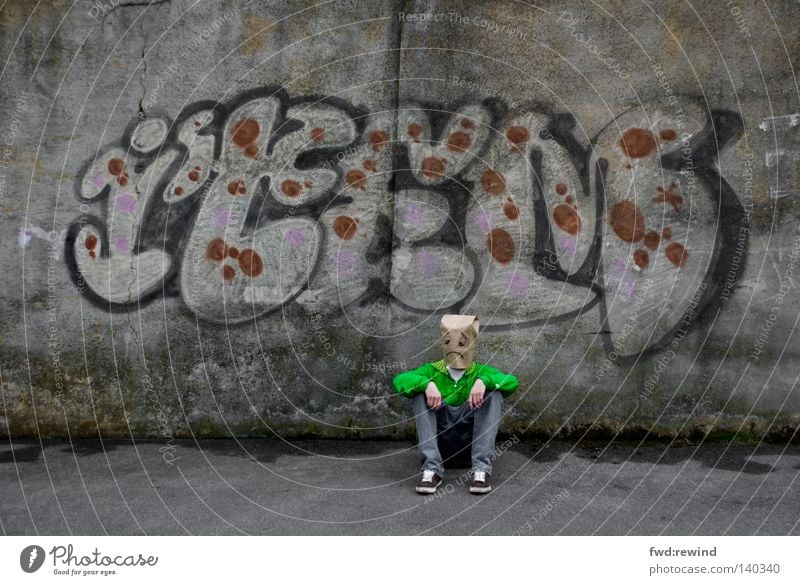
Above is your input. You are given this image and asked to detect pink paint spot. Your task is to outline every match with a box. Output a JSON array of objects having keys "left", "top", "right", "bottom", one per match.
[
  {"left": 335, "top": 250, "right": 357, "bottom": 274},
  {"left": 403, "top": 202, "right": 424, "bottom": 226},
  {"left": 90, "top": 175, "right": 105, "bottom": 189},
  {"left": 474, "top": 208, "right": 494, "bottom": 232},
  {"left": 116, "top": 193, "right": 137, "bottom": 214},
  {"left": 418, "top": 249, "right": 438, "bottom": 276},
  {"left": 610, "top": 257, "right": 626, "bottom": 279},
  {"left": 508, "top": 272, "right": 529, "bottom": 298},
  {"left": 214, "top": 207, "right": 231, "bottom": 229},
  {"left": 285, "top": 228, "right": 306, "bottom": 247},
  {"left": 622, "top": 279, "right": 636, "bottom": 300},
  {"left": 559, "top": 235, "right": 577, "bottom": 255},
  {"left": 115, "top": 235, "right": 130, "bottom": 254}
]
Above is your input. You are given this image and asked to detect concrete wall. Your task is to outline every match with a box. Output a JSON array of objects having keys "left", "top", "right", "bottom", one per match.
[{"left": 2, "top": 0, "right": 799, "bottom": 440}]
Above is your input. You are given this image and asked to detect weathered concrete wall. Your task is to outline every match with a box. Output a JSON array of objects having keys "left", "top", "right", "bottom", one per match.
[{"left": 1, "top": 0, "right": 799, "bottom": 440}]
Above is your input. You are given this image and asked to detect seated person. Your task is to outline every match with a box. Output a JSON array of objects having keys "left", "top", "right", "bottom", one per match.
[{"left": 392, "top": 315, "right": 519, "bottom": 495}]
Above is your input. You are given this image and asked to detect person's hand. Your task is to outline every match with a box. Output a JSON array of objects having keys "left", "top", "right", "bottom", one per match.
[
  {"left": 425, "top": 382, "right": 442, "bottom": 409},
  {"left": 468, "top": 379, "right": 486, "bottom": 409}
]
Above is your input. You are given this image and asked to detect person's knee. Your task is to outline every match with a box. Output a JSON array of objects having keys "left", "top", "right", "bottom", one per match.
[
  {"left": 412, "top": 392, "right": 429, "bottom": 411},
  {"left": 485, "top": 390, "right": 503, "bottom": 405},
  {"left": 412, "top": 391, "right": 436, "bottom": 419}
]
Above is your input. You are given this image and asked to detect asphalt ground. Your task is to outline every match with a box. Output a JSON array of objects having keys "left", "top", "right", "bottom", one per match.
[{"left": 1, "top": 438, "right": 799, "bottom": 535}]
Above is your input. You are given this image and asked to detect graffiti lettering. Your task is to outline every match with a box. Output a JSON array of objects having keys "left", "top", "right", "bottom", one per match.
[{"left": 66, "top": 87, "right": 745, "bottom": 359}]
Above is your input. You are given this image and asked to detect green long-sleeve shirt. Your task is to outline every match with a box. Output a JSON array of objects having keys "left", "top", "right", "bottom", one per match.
[{"left": 392, "top": 359, "right": 519, "bottom": 406}]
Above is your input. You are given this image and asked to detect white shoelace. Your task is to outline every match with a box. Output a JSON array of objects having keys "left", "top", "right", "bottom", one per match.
[
  {"left": 422, "top": 469, "right": 436, "bottom": 482},
  {"left": 473, "top": 470, "right": 486, "bottom": 482}
]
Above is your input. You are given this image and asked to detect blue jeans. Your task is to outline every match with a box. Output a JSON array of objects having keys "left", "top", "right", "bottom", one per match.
[{"left": 411, "top": 390, "right": 504, "bottom": 476}]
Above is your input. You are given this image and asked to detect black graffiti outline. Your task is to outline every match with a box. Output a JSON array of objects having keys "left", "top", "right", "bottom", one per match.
[
  {"left": 65, "top": 86, "right": 367, "bottom": 313},
  {"left": 64, "top": 87, "right": 747, "bottom": 360},
  {"left": 592, "top": 108, "right": 746, "bottom": 361}
]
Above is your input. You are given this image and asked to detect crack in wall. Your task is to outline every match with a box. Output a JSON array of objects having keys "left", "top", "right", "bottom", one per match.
[{"left": 137, "top": 16, "right": 148, "bottom": 119}]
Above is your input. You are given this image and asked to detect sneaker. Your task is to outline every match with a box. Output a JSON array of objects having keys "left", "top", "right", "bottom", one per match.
[
  {"left": 415, "top": 469, "right": 443, "bottom": 494},
  {"left": 469, "top": 470, "right": 492, "bottom": 494}
]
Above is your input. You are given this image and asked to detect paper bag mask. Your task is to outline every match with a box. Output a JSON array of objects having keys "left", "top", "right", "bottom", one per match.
[{"left": 440, "top": 314, "right": 479, "bottom": 369}]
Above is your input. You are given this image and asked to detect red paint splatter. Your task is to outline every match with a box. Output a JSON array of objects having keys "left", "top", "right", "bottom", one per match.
[
  {"left": 188, "top": 169, "right": 200, "bottom": 182},
  {"left": 659, "top": 128, "right": 678, "bottom": 141},
  {"left": 555, "top": 182, "right": 568, "bottom": 195},
  {"left": 407, "top": 123, "right": 423, "bottom": 140},
  {"left": 304, "top": 180, "right": 313, "bottom": 188},
  {"left": 619, "top": 128, "right": 658, "bottom": 158},
  {"left": 368, "top": 129, "right": 389, "bottom": 152},
  {"left": 486, "top": 229, "right": 515, "bottom": 264},
  {"left": 553, "top": 204, "right": 581, "bottom": 235},
  {"left": 238, "top": 249, "right": 264, "bottom": 277},
  {"left": 662, "top": 226, "right": 672, "bottom": 239},
  {"left": 231, "top": 118, "right": 260, "bottom": 148},
  {"left": 421, "top": 157, "right": 446, "bottom": 178},
  {"left": 610, "top": 201, "right": 646, "bottom": 243},
  {"left": 281, "top": 179, "right": 302, "bottom": 197},
  {"left": 506, "top": 126, "right": 529, "bottom": 147},
  {"left": 460, "top": 119, "right": 476, "bottom": 129},
  {"left": 222, "top": 265, "right": 236, "bottom": 281},
  {"left": 174, "top": 186, "right": 184, "bottom": 196},
  {"left": 227, "top": 246, "right": 239, "bottom": 259},
  {"left": 85, "top": 234, "right": 97, "bottom": 250},
  {"left": 503, "top": 200, "right": 519, "bottom": 221},
  {"left": 565, "top": 195, "right": 574, "bottom": 205},
  {"left": 228, "top": 180, "right": 246, "bottom": 195},
  {"left": 206, "top": 238, "right": 227, "bottom": 261},
  {"left": 481, "top": 169, "right": 506, "bottom": 195},
  {"left": 108, "top": 158, "right": 125, "bottom": 176},
  {"left": 446, "top": 131, "right": 471, "bottom": 153},
  {"left": 666, "top": 242, "right": 688, "bottom": 267},
  {"left": 652, "top": 182, "right": 683, "bottom": 212},
  {"left": 633, "top": 249, "right": 650, "bottom": 269},
  {"left": 345, "top": 169, "right": 367, "bottom": 190},
  {"left": 644, "top": 230, "right": 660, "bottom": 250},
  {"left": 244, "top": 143, "right": 260, "bottom": 159},
  {"left": 89, "top": 250, "right": 96, "bottom": 259},
  {"left": 362, "top": 159, "right": 377, "bottom": 172},
  {"left": 310, "top": 127, "right": 326, "bottom": 143},
  {"left": 107, "top": 158, "right": 129, "bottom": 185},
  {"left": 333, "top": 216, "right": 358, "bottom": 240}
]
